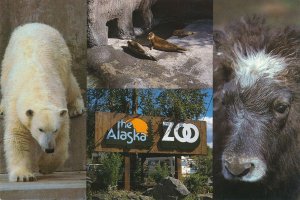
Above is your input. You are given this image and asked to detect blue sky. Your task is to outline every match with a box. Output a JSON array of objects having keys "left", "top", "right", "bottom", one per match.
[
  {"left": 199, "top": 88, "right": 213, "bottom": 148},
  {"left": 89, "top": 88, "right": 213, "bottom": 148},
  {"left": 137, "top": 88, "right": 213, "bottom": 148},
  {"left": 202, "top": 88, "right": 213, "bottom": 118}
]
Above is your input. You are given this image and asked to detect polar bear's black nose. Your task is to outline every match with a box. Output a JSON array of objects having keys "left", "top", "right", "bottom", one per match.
[{"left": 45, "top": 148, "right": 54, "bottom": 153}]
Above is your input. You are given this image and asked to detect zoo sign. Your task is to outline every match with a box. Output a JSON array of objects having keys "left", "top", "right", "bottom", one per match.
[
  {"left": 95, "top": 112, "right": 207, "bottom": 155},
  {"left": 105, "top": 118, "right": 153, "bottom": 148},
  {"left": 159, "top": 122, "right": 201, "bottom": 151},
  {"left": 162, "top": 122, "right": 200, "bottom": 143}
]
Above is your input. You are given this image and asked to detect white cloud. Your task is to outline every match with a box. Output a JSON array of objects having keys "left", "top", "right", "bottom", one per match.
[
  {"left": 201, "top": 117, "right": 213, "bottom": 148},
  {"left": 207, "top": 142, "right": 213, "bottom": 148}
]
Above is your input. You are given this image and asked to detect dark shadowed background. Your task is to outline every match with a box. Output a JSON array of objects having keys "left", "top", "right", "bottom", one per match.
[{"left": 214, "top": 0, "right": 300, "bottom": 29}]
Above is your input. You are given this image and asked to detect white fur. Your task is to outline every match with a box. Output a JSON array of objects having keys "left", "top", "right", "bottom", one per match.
[
  {"left": 241, "top": 158, "right": 267, "bottom": 182},
  {"left": 0, "top": 23, "right": 85, "bottom": 182},
  {"left": 233, "top": 49, "right": 287, "bottom": 88}
]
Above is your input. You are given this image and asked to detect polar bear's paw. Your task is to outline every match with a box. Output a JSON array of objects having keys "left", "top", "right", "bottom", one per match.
[
  {"left": 68, "top": 97, "right": 85, "bottom": 118},
  {"left": 39, "top": 166, "right": 56, "bottom": 174},
  {"left": 9, "top": 169, "right": 36, "bottom": 182},
  {"left": 39, "top": 160, "right": 61, "bottom": 174}
]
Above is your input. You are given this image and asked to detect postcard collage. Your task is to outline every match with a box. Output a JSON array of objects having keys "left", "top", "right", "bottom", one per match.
[{"left": 0, "top": 0, "right": 300, "bottom": 199}]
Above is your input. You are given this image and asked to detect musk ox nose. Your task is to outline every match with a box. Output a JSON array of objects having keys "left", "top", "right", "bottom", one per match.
[
  {"left": 224, "top": 158, "right": 254, "bottom": 178},
  {"left": 45, "top": 148, "right": 54, "bottom": 154}
]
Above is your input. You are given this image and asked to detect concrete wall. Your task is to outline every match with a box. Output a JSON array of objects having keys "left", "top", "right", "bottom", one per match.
[
  {"left": 0, "top": 0, "right": 10, "bottom": 65},
  {"left": 0, "top": 0, "right": 87, "bottom": 87},
  {"left": 0, "top": 0, "right": 86, "bottom": 173}
]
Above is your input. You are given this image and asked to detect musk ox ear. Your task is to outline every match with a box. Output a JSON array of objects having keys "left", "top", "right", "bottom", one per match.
[
  {"left": 59, "top": 109, "right": 68, "bottom": 117},
  {"left": 26, "top": 109, "right": 34, "bottom": 117}
]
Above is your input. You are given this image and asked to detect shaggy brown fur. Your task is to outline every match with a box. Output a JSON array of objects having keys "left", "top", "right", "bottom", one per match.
[{"left": 214, "top": 16, "right": 300, "bottom": 200}]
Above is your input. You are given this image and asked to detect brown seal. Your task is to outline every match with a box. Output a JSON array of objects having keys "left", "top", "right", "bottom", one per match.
[
  {"left": 147, "top": 32, "right": 187, "bottom": 52},
  {"left": 126, "top": 40, "right": 157, "bottom": 61},
  {"left": 173, "top": 29, "right": 195, "bottom": 37}
]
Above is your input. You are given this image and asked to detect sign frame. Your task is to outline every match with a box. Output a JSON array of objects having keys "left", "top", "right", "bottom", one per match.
[{"left": 95, "top": 112, "right": 207, "bottom": 155}]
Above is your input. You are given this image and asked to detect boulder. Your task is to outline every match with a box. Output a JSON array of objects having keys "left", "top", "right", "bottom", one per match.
[
  {"left": 198, "top": 194, "right": 213, "bottom": 200},
  {"left": 144, "top": 177, "right": 190, "bottom": 200},
  {"left": 87, "top": 20, "right": 213, "bottom": 89},
  {"left": 88, "top": 0, "right": 157, "bottom": 47},
  {"left": 139, "top": 195, "right": 153, "bottom": 200}
]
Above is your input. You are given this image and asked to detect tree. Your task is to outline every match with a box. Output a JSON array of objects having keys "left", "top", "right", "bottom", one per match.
[
  {"left": 87, "top": 88, "right": 208, "bottom": 158},
  {"left": 91, "top": 153, "right": 123, "bottom": 190},
  {"left": 196, "top": 146, "right": 212, "bottom": 176},
  {"left": 184, "top": 146, "right": 213, "bottom": 194},
  {"left": 87, "top": 88, "right": 211, "bottom": 193},
  {"left": 156, "top": 89, "right": 207, "bottom": 120}
]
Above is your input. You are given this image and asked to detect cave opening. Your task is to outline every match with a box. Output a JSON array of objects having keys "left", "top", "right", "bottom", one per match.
[
  {"left": 132, "top": 10, "right": 144, "bottom": 28},
  {"left": 106, "top": 18, "right": 119, "bottom": 38}
]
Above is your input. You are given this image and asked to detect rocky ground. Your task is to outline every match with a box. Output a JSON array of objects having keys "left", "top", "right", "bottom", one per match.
[
  {"left": 88, "top": 19, "right": 212, "bottom": 89},
  {"left": 88, "top": 176, "right": 213, "bottom": 200},
  {"left": 90, "top": 190, "right": 213, "bottom": 200},
  {"left": 90, "top": 190, "right": 154, "bottom": 200}
]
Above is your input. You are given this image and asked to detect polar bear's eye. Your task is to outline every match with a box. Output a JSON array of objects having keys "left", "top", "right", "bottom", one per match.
[{"left": 39, "top": 128, "right": 44, "bottom": 132}]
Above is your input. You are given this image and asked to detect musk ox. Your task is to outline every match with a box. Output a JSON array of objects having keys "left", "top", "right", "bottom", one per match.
[{"left": 213, "top": 16, "right": 300, "bottom": 199}]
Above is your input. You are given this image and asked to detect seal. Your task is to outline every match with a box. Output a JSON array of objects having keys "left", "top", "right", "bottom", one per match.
[
  {"left": 173, "top": 29, "right": 195, "bottom": 37},
  {"left": 124, "top": 40, "right": 157, "bottom": 61},
  {"left": 147, "top": 32, "right": 187, "bottom": 52}
]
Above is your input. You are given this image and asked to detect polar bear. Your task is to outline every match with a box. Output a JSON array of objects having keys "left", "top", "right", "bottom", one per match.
[{"left": 0, "top": 23, "right": 85, "bottom": 182}]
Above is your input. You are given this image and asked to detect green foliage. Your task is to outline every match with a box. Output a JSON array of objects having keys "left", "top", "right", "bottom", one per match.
[
  {"left": 87, "top": 89, "right": 134, "bottom": 158},
  {"left": 195, "top": 147, "right": 212, "bottom": 176},
  {"left": 182, "top": 194, "right": 198, "bottom": 200},
  {"left": 87, "top": 110, "right": 96, "bottom": 158},
  {"left": 156, "top": 89, "right": 207, "bottom": 120},
  {"left": 184, "top": 146, "right": 213, "bottom": 194},
  {"left": 86, "top": 88, "right": 211, "bottom": 193},
  {"left": 131, "top": 158, "right": 143, "bottom": 189},
  {"left": 87, "top": 88, "right": 208, "bottom": 158},
  {"left": 95, "top": 153, "right": 123, "bottom": 190},
  {"left": 184, "top": 173, "right": 212, "bottom": 194},
  {"left": 87, "top": 190, "right": 155, "bottom": 200},
  {"left": 139, "top": 90, "right": 160, "bottom": 116},
  {"left": 87, "top": 89, "right": 106, "bottom": 157},
  {"left": 149, "top": 163, "right": 169, "bottom": 183},
  {"left": 107, "top": 89, "right": 132, "bottom": 113}
]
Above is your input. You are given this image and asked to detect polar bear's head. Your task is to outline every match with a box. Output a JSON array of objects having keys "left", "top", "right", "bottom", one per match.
[{"left": 25, "top": 108, "right": 68, "bottom": 154}]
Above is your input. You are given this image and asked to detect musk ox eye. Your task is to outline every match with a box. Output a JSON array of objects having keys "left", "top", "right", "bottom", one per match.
[
  {"left": 274, "top": 103, "right": 289, "bottom": 114},
  {"left": 39, "top": 128, "right": 44, "bottom": 132},
  {"left": 221, "top": 98, "right": 225, "bottom": 106},
  {"left": 221, "top": 96, "right": 227, "bottom": 106}
]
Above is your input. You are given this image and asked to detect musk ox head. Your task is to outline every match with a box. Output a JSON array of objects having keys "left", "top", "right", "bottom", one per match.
[
  {"left": 214, "top": 16, "right": 300, "bottom": 196},
  {"left": 222, "top": 79, "right": 294, "bottom": 182}
]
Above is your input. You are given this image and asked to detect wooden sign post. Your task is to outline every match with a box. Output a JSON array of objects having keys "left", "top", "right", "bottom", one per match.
[
  {"left": 95, "top": 112, "right": 207, "bottom": 190},
  {"left": 175, "top": 155, "right": 182, "bottom": 180},
  {"left": 124, "top": 154, "right": 131, "bottom": 190}
]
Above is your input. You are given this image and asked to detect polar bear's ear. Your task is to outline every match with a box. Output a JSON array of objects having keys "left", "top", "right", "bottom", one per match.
[
  {"left": 60, "top": 109, "right": 68, "bottom": 117},
  {"left": 26, "top": 109, "right": 34, "bottom": 117}
]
